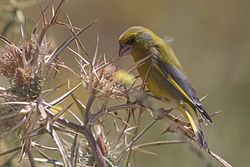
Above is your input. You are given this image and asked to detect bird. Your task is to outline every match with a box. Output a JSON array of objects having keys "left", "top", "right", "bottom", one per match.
[{"left": 118, "top": 26, "right": 212, "bottom": 149}]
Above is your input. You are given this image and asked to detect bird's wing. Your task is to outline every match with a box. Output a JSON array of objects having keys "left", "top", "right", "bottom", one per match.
[{"left": 150, "top": 48, "right": 212, "bottom": 122}]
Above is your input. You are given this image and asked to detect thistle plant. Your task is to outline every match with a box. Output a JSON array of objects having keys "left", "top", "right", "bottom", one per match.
[{"left": 0, "top": 1, "right": 232, "bottom": 167}]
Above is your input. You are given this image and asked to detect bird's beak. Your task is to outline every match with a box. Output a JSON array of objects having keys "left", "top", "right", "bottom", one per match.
[{"left": 118, "top": 44, "right": 134, "bottom": 57}]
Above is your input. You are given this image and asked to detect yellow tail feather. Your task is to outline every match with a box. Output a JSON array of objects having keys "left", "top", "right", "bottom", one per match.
[{"left": 179, "top": 103, "right": 208, "bottom": 149}]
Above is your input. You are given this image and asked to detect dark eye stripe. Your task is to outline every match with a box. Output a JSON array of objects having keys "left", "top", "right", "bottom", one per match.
[{"left": 127, "top": 37, "right": 136, "bottom": 44}]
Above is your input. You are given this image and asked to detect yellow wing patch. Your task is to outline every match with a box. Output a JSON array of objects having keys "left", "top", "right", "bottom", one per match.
[
  {"left": 167, "top": 75, "right": 193, "bottom": 103},
  {"left": 152, "top": 54, "right": 194, "bottom": 106}
]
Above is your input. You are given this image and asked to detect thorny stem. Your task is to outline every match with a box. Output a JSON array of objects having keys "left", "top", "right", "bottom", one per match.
[
  {"left": 134, "top": 140, "right": 187, "bottom": 149},
  {"left": 27, "top": 150, "right": 36, "bottom": 167},
  {"left": 45, "top": 91, "right": 105, "bottom": 167},
  {"left": 119, "top": 119, "right": 157, "bottom": 156},
  {"left": 92, "top": 103, "right": 141, "bottom": 123},
  {"left": 84, "top": 128, "right": 107, "bottom": 167},
  {"left": 55, "top": 118, "right": 107, "bottom": 167},
  {"left": 83, "top": 92, "right": 107, "bottom": 167},
  {"left": 84, "top": 94, "right": 95, "bottom": 126}
]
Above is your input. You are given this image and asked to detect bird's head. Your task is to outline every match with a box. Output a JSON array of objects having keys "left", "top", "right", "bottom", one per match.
[{"left": 118, "top": 26, "right": 157, "bottom": 57}]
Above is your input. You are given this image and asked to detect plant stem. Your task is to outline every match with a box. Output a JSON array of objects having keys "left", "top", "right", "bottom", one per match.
[
  {"left": 84, "top": 94, "right": 95, "bottom": 126},
  {"left": 84, "top": 128, "right": 107, "bottom": 167},
  {"left": 83, "top": 93, "right": 106, "bottom": 166}
]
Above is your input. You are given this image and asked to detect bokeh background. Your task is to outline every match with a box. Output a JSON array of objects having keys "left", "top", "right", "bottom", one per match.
[{"left": 1, "top": 0, "right": 250, "bottom": 167}]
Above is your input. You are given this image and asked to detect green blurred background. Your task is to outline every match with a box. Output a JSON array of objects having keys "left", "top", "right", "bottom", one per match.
[{"left": 1, "top": 0, "right": 250, "bottom": 166}]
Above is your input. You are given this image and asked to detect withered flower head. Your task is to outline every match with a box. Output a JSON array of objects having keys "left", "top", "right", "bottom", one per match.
[
  {"left": 81, "top": 60, "right": 123, "bottom": 99},
  {"left": 0, "top": 33, "right": 50, "bottom": 99}
]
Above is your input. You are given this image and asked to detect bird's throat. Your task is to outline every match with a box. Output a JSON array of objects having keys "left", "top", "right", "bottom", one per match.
[{"left": 131, "top": 49, "right": 152, "bottom": 82}]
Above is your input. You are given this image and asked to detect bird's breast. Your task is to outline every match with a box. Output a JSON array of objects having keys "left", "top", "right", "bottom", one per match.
[
  {"left": 132, "top": 49, "right": 177, "bottom": 103},
  {"left": 136, "top": 61, "right": 175, "bottom": 102}
]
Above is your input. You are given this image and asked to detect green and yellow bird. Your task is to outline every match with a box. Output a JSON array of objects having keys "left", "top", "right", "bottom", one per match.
[{"left": 118, "top": 26, "right": 212, "bottom": 148}]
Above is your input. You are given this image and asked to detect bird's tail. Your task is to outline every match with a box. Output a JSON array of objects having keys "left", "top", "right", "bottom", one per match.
[
  {"left": 196, "top": 103, "right": 212, "bottom": 123},
  {"left": 179, "top": 103, "right": 208, "bottom": 149}
]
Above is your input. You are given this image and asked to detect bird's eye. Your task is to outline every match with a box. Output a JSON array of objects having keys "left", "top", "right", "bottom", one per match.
[{"left": 127, "top": 37, "right": 136, "bottom": 44}]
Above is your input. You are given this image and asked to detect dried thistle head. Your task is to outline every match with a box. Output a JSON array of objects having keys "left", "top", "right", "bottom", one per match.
[
  {"left": 81, "top": 58, "right": 124, "bottom": 99},
  {"left": 0, "top": 33, "right": 50, "bottom": 100}
]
